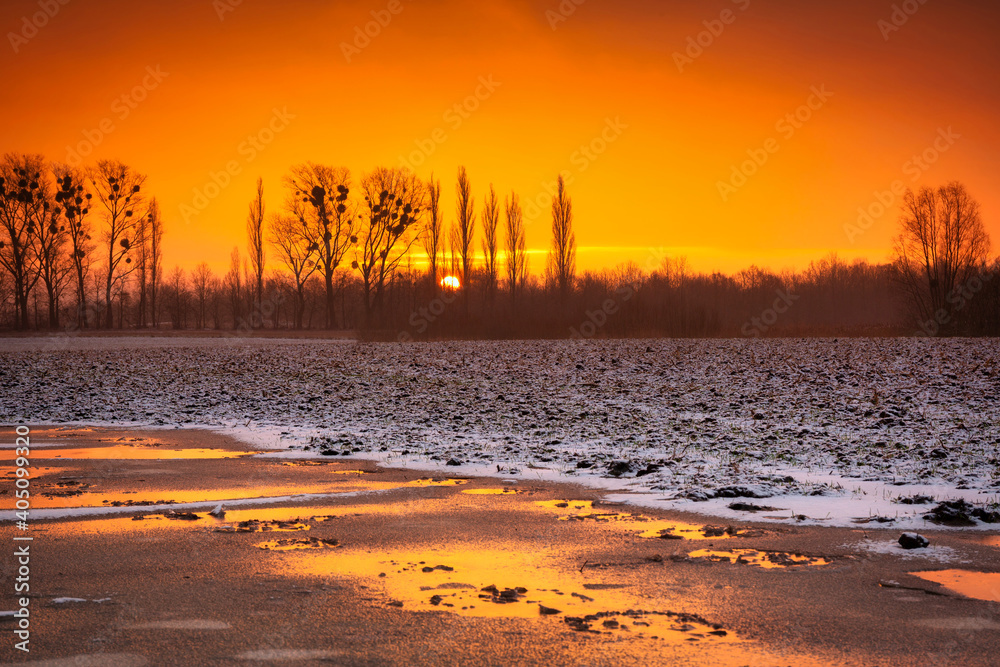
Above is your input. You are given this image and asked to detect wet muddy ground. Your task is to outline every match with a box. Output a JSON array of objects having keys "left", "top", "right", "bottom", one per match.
[{"left": 1, "top": 426, "right": 998, "bottom": 666}]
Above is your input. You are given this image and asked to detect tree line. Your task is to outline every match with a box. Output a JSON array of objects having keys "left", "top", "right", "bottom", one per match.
[{"left": 0, "top": 150, "right": 996, "bottom": 338}]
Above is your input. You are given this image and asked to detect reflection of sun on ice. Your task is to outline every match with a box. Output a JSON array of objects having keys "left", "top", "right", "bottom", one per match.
[{"left": 440, "top": 276, "right": 460, "bottom": 290}]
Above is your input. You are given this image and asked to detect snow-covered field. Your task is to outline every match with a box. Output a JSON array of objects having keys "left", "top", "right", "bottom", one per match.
[{"left": 1, "top": 336, "right": 998, "bottom": 530}]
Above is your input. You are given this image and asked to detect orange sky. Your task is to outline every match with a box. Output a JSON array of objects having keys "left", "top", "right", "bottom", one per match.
[{"left": 2, "top": 0, "right": 998, "bottom": 276}]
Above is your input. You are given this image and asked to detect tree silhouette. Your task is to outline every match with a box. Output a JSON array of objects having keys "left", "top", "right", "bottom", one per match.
[
  {"left": 353, "top": 167, "right": 425, "bottom": 322},
  {"left": 91, "top": 159, "right": 145, "bottom": 329},
  {"left": 481, "top": 184, "right": 499, "bottom": 302},
  {"left": 53, "top": 167, "right": 94, "bottom": 329},
  {"left": 247, "top": 177, "right": 266, "bottom": 317},
  {"left": 423, "top": 175, "right": 443, "bottom": 295},
  {"left": 0, "top": 154, "right": 47, "bottom": 330},
  {"left": 268, "top": 213, "right": 320, "bottom": 330},
  {"left": 224, "top": 246, "right": 244, "bottom": 327},
  {"left": 455, "top": 166, "right": 475, "bottom": 312},
  {"left": 549, "top": 174, "right": 576, "bottom": 300},
  {"left": 36, "top": 179, "right": 68, "bottom": 329},
  {"left": 893, "top": 182, "right": 991, "bottom": 332},
  {"left": 191, "top": 261, "right": 214, "bottom": 330},
  {"left": 287, "top": 164, "right": 354, "bottom": 329},
  {"left": 147, "top": 199, "right": 164, "bottom": 327},
  {"left": 504, "top": 191, "right": 527, "bottom": 304}
]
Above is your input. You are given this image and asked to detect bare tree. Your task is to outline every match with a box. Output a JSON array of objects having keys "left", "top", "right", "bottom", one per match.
[
  {"left": 448, "top": 222, "right": 461, "bottom": 278},
  {"left": 481, "top": 184, "right": 499, "bottom": 301},
  {"left": 894, "top": 181, "right": 991, "bottom": 330},
  {"left": 147, "top": 199, "right": 163, "bottom": 328},
  {"left": 247, "top": 177, "right": 266, "bottom": 312},
  {"left": 287, "top": 164, "right": 354, "bottom": 329},
  {"left": 423, "top": 175, "right": 443, "bottom": 294},
  {"left": 191, "top": 261, "right": 213, "bottom": 329},
  {"left": 91, "top": 159, "right": 145, "bottom": 329},
  {"left": 224, "top": 246, "right": 243, "bottom": 328},
  {"left": 549, "top": 174, "right": 576, "bottom": 300},
  {"left": 36, "top": 192, "right": 69, "bottom": 328},
  {"left": 455, "top": 166, "right": 475, "bottom": 309},
  {"left": 53, "top": 167, "right": 94, "bottom": 329},
  {"left": 504, "top": 191, "right": 527, "bottom": 303},
  {"left": 353, "top": 167, "right": 425, "bottom": 322},
  {"left": 0, "top": 153, "right": 47, "bottom": 329},
  {"left": 269, "top": 213, "right": 320, "bottom": 329},
  {"left": 168, "top": 265, "right": 188, "bottom": 329},
  {"left": 133, "top": 207, "right": 149, "bottom": 327}
]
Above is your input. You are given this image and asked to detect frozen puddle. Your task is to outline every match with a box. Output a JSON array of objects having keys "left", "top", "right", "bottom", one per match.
[
  {"left": 32, "top": 480, "right": 398, "bottom": 509},
  {"left": 910, "top": 570, "right": 1000, "bottom": 603},
  {"left": 274, "top": 544, "right": 737, "bottom": 644},
  {"left": 0, "top": 489, "right": 394, "bottom": 522},
  {"left": 0, "top": 446, "right": 253, "bottom": 460},
  {"left": 216, "top": 518, "right": 312, "bottom": 533},
  {"left": 257, "top": 537, "right": 340, "bottom": 550},
  {"left": 535, "top": 500, "right": 761, "bottom": 540},
  {"left": 461, "top": 487, "right": 521, "bottom": 495},
  {"left": 406, "top": 477, "right": 470, "bottom": 487},
  {"left": 686, "top": 549, "right": 830, "bottom": 569}
]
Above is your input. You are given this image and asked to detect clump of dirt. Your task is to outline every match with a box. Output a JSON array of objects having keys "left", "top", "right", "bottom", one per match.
[
  {"left": 685, "top": 548, "right": 830, "bottom": 568},
  {"left": 40, "top": 480, "right": 92, "bottom": 498},
  {"left": 478, "top": 584, "right": 528, "bottom": 604},
  {"left": 216, "top": 519, "right": 311, "bottom": 532},
  {"left": 257, "top": 537, "right": 339, "bottom": 551},
  {"left": 924, "top": 500, "right": 1000, "bottom": 526},
  {"left": 564, "top": 609, "right": 731, "bottom": 640}
]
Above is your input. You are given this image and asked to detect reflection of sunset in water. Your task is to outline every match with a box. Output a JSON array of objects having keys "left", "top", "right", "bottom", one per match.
[
  {"left": 32, "top": 480, "right": 401, "bottom": 508},
  {"left": 535, "top": 500, "right": 749, "bottom": 540},
  {"left": 911, "top": 570, "right": 1000, "bottom": 603},
  {"left": 461, "top": 488, "right": 520, "bottom": 495},
  {"left": 2, "top": 466, "right": 79, "bottom": 476},
  {"left": 278, "top": 542, "right": 740, "bottom": 644},
  {"left": 0, "top": 447, "right": 253, "bottom": 461},
  {"left": 406, "top": 477, "right": 470, "bottom": 487},
  {"left": 266, "top": 542, "right": 839, "bottom": 663},
  {"left": 687, "top": 549, "right": 830, "bottom": 569},
  {"left": 257, "top": 537, "right": 340, "bottom": 551}
]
